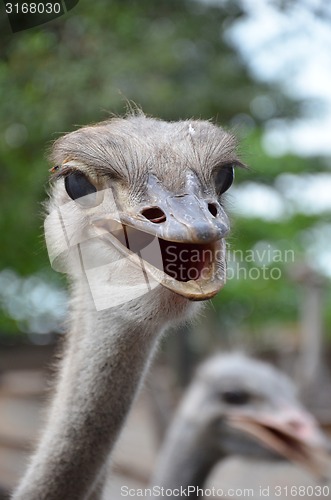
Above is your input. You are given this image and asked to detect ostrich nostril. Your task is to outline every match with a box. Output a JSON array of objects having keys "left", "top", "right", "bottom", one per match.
[
  {"left": 141, "top": 207, "right": 167, "bottom": 224},
  {"left": 208, "top": 203, "right": 218, "bottom": 217}
]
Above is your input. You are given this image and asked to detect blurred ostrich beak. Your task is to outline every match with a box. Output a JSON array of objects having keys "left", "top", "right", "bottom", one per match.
[{"left": 227, "top": 406, "right": 330, "bottom": 478}]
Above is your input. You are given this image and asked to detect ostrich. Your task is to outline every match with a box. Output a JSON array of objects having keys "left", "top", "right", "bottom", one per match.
[
  {"left": 150, "top": 354, "right": 329, "bottom": 500},
  {"left": 12, "top": 113, "right": 240, "bottom": 500}
]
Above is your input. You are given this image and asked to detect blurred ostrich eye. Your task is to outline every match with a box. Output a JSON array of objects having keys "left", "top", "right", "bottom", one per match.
[
  {"left": 65, "top": 171, "right": 97, "bottom": 207},
  {"left": 222, "top": 389, "right": 250, "bottom": 405},
  {"left": 215, "top": 165, "right": 234, "bottom": 195}
]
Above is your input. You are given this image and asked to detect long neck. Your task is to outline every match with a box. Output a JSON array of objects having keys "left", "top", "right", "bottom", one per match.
[
  {"left": 13, "top": 280, "right": 191, "bottom": 500},
  {"left": 151, "top": 388, "right": 222, "bottom": 500}
]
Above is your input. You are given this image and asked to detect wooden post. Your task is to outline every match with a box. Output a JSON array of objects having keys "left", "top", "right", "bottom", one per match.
[{"left": 291, "top": 263, "right": 326, "bottom": 387}]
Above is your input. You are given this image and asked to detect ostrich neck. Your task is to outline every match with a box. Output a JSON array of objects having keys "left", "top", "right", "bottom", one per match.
[
  {"left": 151, "top": 402, "right": 222, "bottom": 499},
  {"left": 13, "top": 279, "right": 193, "bottom": 500}
]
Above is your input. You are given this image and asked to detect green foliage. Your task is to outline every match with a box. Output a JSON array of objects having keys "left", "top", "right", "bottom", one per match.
[{"left": 239, "top": 130, "right": 329, "bottom": 181}]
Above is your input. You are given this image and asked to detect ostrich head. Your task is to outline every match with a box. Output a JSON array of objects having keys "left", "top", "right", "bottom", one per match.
[
  {"left": 44, "top": 114, "right": 241, "bottom": 307},
  {"left": 172, "top": 354, "right": 328, "bottom": 478}
]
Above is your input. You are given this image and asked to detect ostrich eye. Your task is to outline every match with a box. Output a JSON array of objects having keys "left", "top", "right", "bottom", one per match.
[
  {"left": 222, "top": 389, "right": 250, "bottom": 406},
  {"left": 215, "top": 165, "right": 234, "bottom": 195},
  {"left": 65, "top": 171, "right": 97, "bottom": 207}
]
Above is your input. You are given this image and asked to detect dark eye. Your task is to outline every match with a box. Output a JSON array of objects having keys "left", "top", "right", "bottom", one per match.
[
  {"left": 215, "top": 165, "right": 234, "bottom": 195},
  {"left": 65, "top": 171, "right": 97, "bottom": 207},
  {"left": 222, "top": 390, "right": 250, "bottom": 406}
]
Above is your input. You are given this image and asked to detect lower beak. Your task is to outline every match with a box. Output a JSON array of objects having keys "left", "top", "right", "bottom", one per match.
[{"left": 227, "top": 409, "right": 330, "bottom": 478}]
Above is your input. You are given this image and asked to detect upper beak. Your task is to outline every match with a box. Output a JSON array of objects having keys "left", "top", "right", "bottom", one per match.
[
  {"left": 92, "top": 175, "right": 230, "bottom": 300},
  {"left": 120, "top": 172, "right": 230, "bottom": 244},
  {"left": 227, "top": 407, "right": 330, "bottom": 478}
]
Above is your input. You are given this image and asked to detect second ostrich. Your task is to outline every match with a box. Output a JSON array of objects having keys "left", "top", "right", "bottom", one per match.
[
  {"left": 13, "top": 113, "right": 239, "bottom": 500},
  {"left": 151, "top": 354, "right": 328, "bottom": 499}
]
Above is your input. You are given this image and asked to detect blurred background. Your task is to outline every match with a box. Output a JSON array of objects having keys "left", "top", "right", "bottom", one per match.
[{"left": 0, "top": 0, "right": 330, "bottom": 497}]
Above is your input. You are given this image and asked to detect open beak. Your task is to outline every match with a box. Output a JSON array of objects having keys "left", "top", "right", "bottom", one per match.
[
  {"left": 92, "top": 176, "right": 229, "bottom": 301},
  {"left": 227, "top": 407, "right": 329, "bottom": 478}
]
